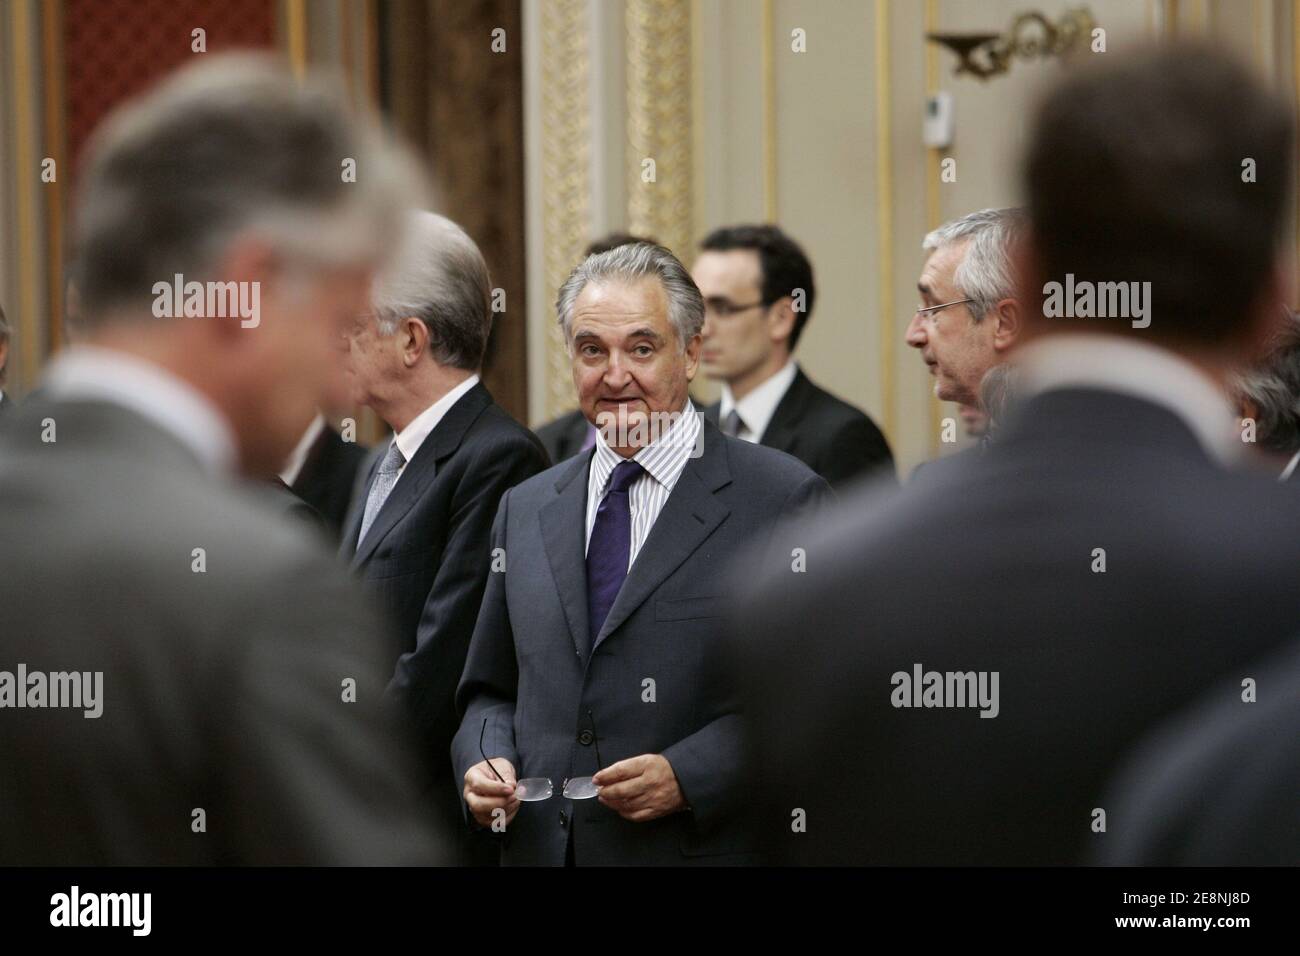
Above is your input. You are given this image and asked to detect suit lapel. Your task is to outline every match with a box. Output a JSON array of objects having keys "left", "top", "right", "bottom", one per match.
[
  {"left": 540, "top": 452, "right": 596, "bottom": 657},
  {"left": 349, "top": 383, "right": 493, "bottom": 568},
  {"left": 757, "top": 368, "right": 811, "bottom": 453},
  {"left": 593, "top": 421, "right": 732, "bottom": 651}
]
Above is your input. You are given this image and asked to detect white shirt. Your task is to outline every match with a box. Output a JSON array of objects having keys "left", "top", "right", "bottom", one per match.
[
  {"left": 389, "top": 374, "right": 479, "bottom": 477},
  {"left": 42, "top": 346, "right": 237, "bottom": 475},
  {"left": 584, "top": 401, "right": 703, "bottom": 569},
  {"left": 1016, "top": 333, "right": 1242, "bottom": 466},
  {"left": 279, "top": 413, "right": 325, "bottom": 487},
  {"left": 719, "top": 359, "right": 798, "bottom": 443}
]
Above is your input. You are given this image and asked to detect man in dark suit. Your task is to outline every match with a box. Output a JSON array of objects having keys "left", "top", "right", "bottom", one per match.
[
  {"left": 733, "top": 44, "right": 1300, "bottom": 865},
  {"left": 453, "top": 242, "right": 829, "bottom": 865},
  {"left": 341, "top": 210, "right": 549, "bottom": 852},
  {"left": 692, "top": 224, "right": 893, "bottom": 488},
  {"left": 0, "top": 55, "right": 442, "bottom": 864}
]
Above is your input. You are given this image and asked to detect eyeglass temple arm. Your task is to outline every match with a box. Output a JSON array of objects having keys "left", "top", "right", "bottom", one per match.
[{"left": 479, "top": 717, "right": 506, "bottom": 784}]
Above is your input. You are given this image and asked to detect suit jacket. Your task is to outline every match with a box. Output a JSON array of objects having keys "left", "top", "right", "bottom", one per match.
[
  {"left": 0, "top": 396, "right": 443, "bottom": 864},
  {"left": 704, "top": 368, "right": 894, "bottom": 489},
  {"left": 734, "top": 387, "right": 1300, "bottom": 865},
  {"left": 289, "top": 424, "right": 368, "bottom": 541},
  {"left": 534, "top": 408, "right": 592, "bottom": 463},
  {"left": 0, "top": 391, "right": 14, "bottom": 415},
  {"left": 451, "top": 418, "right": 831, "bottom": 866},
  {"left": 341, "top": 382, "right": 549, "bottom": 838},
  {"left": 1094, "top": 639, "right": 1300, "bottom": 866}
]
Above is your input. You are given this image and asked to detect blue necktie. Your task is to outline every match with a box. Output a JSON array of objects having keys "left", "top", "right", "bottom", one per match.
[{"left": 586, "top": 459, "right": 644, "bottom": 649}]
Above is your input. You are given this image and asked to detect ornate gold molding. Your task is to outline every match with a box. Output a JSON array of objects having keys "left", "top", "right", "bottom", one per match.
[
  {"left": 874, "top": 0, "right": 896, "bottom": 443},
  {"left": 625, "top": 0, "right": 692, "bottom": 262},
  {"left": 540, "top": 0, "right": 592, "bottom": 419}
]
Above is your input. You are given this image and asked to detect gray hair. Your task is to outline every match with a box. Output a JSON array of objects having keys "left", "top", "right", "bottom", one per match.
[
  {"left": 72, "top": 53, "right": 420, "bottom": 324},
  {"left": 371, "top": 211, "right": 492, "bottom": 370},
  {"left": 1233, "top": 311, "right": 1300, "bottom": 456},
  {"left": 922, "top": 207, "right": 1026, "bottom": 321},
  {"left": 555, "top": 242, "right": 704, "bottom": 350}
]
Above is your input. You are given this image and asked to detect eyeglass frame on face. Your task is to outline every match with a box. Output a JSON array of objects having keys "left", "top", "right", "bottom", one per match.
[
  {"left": 914, "top": 297, "right": 975, "bottom": 320},
  {"left": 479, "top": 713, "right": 604, "bottom": 802},
  {"left": 702, "top": 295, "right": 773, "bottom": 319}
]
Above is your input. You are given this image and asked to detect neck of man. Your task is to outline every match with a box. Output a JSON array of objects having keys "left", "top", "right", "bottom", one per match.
[
  {"left": 727, "top": 348, "right": 790, "bottom": 404},
  {"left": 381, "top": 362, "right": 475, "bottom": 434}
]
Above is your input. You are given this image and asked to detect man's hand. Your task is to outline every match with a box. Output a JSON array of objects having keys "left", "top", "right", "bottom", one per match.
[
  {"left": 464, "top": 758, "right": 520, "bottom": 829},
  {"left": 592, "top": 754, "right": 686, "bottom": 822}
]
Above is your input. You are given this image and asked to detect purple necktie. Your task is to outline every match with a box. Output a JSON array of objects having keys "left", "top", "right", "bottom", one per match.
[{"left": 586, "top": 459, "right": 644, "bottom": 649}]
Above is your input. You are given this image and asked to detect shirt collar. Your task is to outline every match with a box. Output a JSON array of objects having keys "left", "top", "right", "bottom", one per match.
[
  {"left": 278, "top": 413, "right": 325, "bottom": 486},
  {"left": 1016, "top": 333, "right": 1242, "bottom": 466},
  {"left": 392, "top": 374, "right": 480, "bottom": 465},
  {"left": 590, "top": 399, "right": 702, "bottom": 493},
  {"left": 719, "top": 359, "right": 798, "bottom": 439},
  {"left": 42, "top": 345, "right": 238, "bottom": 475}
]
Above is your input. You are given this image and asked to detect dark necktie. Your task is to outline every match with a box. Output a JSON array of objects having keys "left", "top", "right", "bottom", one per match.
[
  {"left": 586, "top": 459, "right": 644, "bottom": 649},
  {"left": 721, "top": 409, "right": 745, "bottom": 438}
]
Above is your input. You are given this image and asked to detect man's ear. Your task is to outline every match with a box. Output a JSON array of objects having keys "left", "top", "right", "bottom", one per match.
[
  {"left": 992, "top": 298, "right": 1023, "bottom": 352},
  {"left": 1240, "top": 256, "right": 1294, "bottom": 363},
  {"left": 767, "top": 298, "right": 797, "bottom": 347},
  {"left": 683, "top": 332, "right": 702, "bottom": 382},
  {"left": 401, "top": 317, "right": 429, "bottom": 366}
]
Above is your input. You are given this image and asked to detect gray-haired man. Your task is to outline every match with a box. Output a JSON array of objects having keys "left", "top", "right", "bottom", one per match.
[
  {"left": 906, "top": 207, "right": 1027, "bottom": 408},
  {"left": 0, "top": 55, "right": 443, "bottom": 864},
  {"left": 451, "top": 242, "right": 830, "bottom": 865},
  {"left": 341, "top": 210, "right": 549, "bottom": 859}
]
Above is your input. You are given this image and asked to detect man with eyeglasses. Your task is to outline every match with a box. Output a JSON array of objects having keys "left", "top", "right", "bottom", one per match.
[
  {"left": 906, "top": 208, "right": 1027, "bottom": 413},
  {"left": 693, "top": 224, "right": 894, "bottom": 489}
]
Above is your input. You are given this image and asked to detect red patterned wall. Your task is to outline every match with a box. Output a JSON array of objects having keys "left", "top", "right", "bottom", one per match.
[{"left": 64, "top": 0, "right": 276, "bottom": 170}]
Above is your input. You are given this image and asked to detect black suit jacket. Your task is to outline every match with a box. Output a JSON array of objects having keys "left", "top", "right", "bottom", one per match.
[
  {"left": 340, "top": 383, "right": 549, "bottom": 837},
  {"left": 734, "top": 387, "right": 1300, "bottom": 865},
  {"left": 704, "top": 368, "right": 893, "bottom": 489},
  {"left": 289, "top": 424, "right": 368, "bottom": 541},
  {"left": 1094, "top": 639, "right": 1300, "bottom": 865},
  {"left": 534, "top": 408, "right": 592, "bottom": 463}
]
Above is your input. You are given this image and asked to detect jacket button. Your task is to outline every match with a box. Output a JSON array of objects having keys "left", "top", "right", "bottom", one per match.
[
  {"left": 578, "top": 730, "right": 594, "bottom": 746},
  {"left": 559, "top": 810, "right": 568, "bottom": 827}
]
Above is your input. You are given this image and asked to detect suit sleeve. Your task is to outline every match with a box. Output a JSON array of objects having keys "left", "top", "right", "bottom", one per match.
[
  {"left": 388, "top": 435, "right": 546, "bottom": 768},
  {"left": 818, "top": 415, "right": 895, "bottom": 489},
  {"left": 661, "top": 472, "right": 833, "bottom": 831},
  {"left": 450, "top": 485, "right": 523, "bottom": 796}
]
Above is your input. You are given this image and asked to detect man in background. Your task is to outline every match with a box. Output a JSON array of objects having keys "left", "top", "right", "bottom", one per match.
[
  {"left": 907, "top": 207, "right": 1027, "bottom": 412},
  {"left": 694, "top": 224, "right": 893, "bottom": 489},
  {"left": 735, "top": 44, "right": 1300, "bottom": 865},
  {"left": 342, "top": 210, "right": 548, "bottom": 858},
  {"left": 1231, "top": 309, "right": 1300, "bottom": 481},
  {"left": 0, "top": 55, "right": 442, "bottom": 864}
]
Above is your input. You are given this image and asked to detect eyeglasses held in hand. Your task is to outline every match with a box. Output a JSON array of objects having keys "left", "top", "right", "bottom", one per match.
[{"left": 479, "top": 711, "right": 603, "bottom": 802}]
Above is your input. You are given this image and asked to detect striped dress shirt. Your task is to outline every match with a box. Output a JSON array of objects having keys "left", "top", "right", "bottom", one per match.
[{"left": 584, "top": 401, "right": 703, "bottom": 569}]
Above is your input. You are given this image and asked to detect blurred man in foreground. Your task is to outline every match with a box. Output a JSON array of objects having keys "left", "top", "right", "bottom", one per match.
[
  {"left": 0, "top": 55, "right": 443, "bottom": 864},
  {"left": 735, "top": 44, "right": 1300, "bottom": 865}
]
